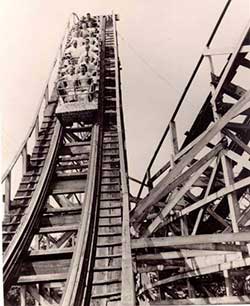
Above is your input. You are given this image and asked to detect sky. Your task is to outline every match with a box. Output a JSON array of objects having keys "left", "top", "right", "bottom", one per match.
[{"left": 0, "top": 0, "right": 250, "bottom": 196}]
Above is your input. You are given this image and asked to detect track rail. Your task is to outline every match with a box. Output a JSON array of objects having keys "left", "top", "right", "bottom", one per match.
[{"left": 2, "top": 13, "right": 135, "bottom": 306}]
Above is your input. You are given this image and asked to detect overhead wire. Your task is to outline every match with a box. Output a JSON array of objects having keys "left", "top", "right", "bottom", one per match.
[{"left": 118, "top": 32, "right": 179, "bottom": 94}]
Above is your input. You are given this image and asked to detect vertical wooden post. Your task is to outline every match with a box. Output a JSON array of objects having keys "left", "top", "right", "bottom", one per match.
[
  {"left": 170, "top": 120, "right": 179, "bottom": 155},
  {"left": 35, "top": 116, "right": 39, "bottom": 141},
  {"left": 20, "top": 285, "right": 26, "bottom": 306},
  {"left": 224, "top": 270, "right": 233, "bottom": 296},
  {"left": 22, "top": 144, "right": 28, "bottom": 175},
  {"left": 221, "top": 154, "right": 240, "bottom": 233},
  {"left": 180, "top": 215, "right": 195, "bottom": 298},
  {"left": 170, "top": 120, "right": 178, "bottom": 169},
  {"left": 60, "top": 43, "right": 63, "bottom": 60},
  {"left": 45, "top": 84, "right": 49, "bottom": 105},
  {"left": 5, "top": 173, "right": 11, "bottom": 217},
  {"left": 221, "top": 153, "right": 239, "bottom": 295}
]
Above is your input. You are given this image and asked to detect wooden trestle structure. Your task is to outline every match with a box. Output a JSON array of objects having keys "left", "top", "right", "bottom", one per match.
[{"left": 2, "top": 4, "right": 250, "bottom": 306}]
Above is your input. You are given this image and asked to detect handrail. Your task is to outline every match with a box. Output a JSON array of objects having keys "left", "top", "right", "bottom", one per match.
[
  {"left": 3, "top": 121, "right": 62, "bottom": 291},
  {"left": 1, "top": 13, "right": 76, "bottom": 184},
  {"left": 136, "top": 0, "right": 232, "bottom": 199}
]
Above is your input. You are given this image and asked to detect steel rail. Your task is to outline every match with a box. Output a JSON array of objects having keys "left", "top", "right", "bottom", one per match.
[
  {"left": 136, "top": 0, "right": 232, "bottom": 199},
  {"left": 3, "top": 120, "right": 63, "bottom": 291}
]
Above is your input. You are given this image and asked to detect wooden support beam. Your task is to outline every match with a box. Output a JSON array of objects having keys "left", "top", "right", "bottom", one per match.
[
  {"left": 18, "top": 273, "right": 68, "bottom": 284},
  {"left": 22, "top": 144, "right": 28, "bottom": 175},
  {"left": 132, "top": 232, "right": 250, "bottom": 249},
  {"left": 180, "top": 176, "right": 250, "bottom": 217},
  {"left": 226, "top": 122, "right": 250, "bottom": 132},
  {"left": 132, "top": 89, "right": 250, "bottom": 228},
  {"left": 203, "top": 44, "right": 250, "bottom": 56},
  {"left": 143, "top": 151, "right": 219, "bottom": 236},
  {"left": 149, "top": 295, "right": 250, "bottom": 305},
  {"left": 27, "top": 284, "right": 59, "bottom": 306},
  {"left": 225, "top": 150, "right": 250, "bottom": 171},
  {"left": 240, "top": 57, "right": 250, "bottom": 69},
  {"left": 136, "top": 249, "right": 241, "bottom": 261},
  {"left": 170, "top": 120, "right": 179, "bottom": 155},
  {"left": 28, "top": 247, "right": 73, "bottom": 258},
  {"left": 35, "top": 117, "right": 39, "bottom": 141},
  {"left": 21, "top": 258, "right": 70, "bottom": 279},
  {"left": 20, "top": 285, "right": 26, "bottom": 306},
  {"left": 211, "top": 73, "right": 247, "bottom": 100},
  {"left": 5, "top": 173, "right": 11, "bottom": 217},
  {"left": 53, "top": 195, "right": 76, "bottom": 207},
  {"left": 207, "top": 207, "right": 229, "bottom": 227},
  {"left": 41, "top": 214, "right": 80, "bottom": 228},
  {"left": 191, "top": 155, "right": 220, "bottom": 235},
  {"left": 224, "top": 205, "right": 250, "bottom": 233},
  {"left": 141, "top": 256, "right": 250, "bottom": 293},
  {"left": 56, "top": 232, "right": 75, "bottom": 248},
  {"left": 221, "top": 154, "right": 241, "bottom": 232},
  {"left": 223, "top": 128, "right": 250, "bottom": 155},
  {"left": 50, "top": 178, "right": 86, "bottom": 195},
  {"left": 38, "top": 224, "right": 78, "bottom": 234}
]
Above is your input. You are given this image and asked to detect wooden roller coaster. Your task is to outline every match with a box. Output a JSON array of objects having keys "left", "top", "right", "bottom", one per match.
[{"left": 2, "top": 2, "right": 250, "bottom": 305}]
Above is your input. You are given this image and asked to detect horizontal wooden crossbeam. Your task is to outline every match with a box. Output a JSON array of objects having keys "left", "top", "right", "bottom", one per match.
[{"left": 132, "top": 232, "right": 250, "bottom": 249}]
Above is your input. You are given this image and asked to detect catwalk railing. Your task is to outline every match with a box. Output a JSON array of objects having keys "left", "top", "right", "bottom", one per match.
[{"left": 1, "top": 13, "right": 78, "bottom": 218}]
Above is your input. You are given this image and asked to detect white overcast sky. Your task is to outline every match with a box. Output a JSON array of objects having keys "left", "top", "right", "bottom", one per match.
[{"left": 0, "top": 0, "right": 250, "bottom": 195}]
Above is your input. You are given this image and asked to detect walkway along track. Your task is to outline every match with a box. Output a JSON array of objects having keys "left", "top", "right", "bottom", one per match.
[{"left": 2, "top": 14, "right": 134, "bottom": 306}]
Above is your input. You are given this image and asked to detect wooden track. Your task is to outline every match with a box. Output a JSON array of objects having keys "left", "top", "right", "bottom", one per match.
[
  {"left": 2, "top": 14, "right": 134, "bottom": 306},
  {"left": 2, "top": 4, "right": 250, "bottom": 306}
]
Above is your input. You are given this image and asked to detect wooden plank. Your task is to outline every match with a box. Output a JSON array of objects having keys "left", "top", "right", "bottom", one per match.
[
  {"left": 21, "top": 258, "right": 70, "bottom": 276},
  {"left": 28, "top": 247, "right": 73, "bottom": 258},
  {"left": 38, "top": 224, "right": 78, "bottom": 233},
  {"left": 18, "top": 273, "right": 68, "bottom": 284},
  {"left": 50, "top": 178, "right": 86, "bottom": 194},
  {"left": 132, "top": 232, "right": 250, "bottom": 249},
  {"left": 136, "top": 249, "right": 240, "bottom": 261},
  {"left": 41, "top": 214, "right": 80, "bottom": 227},
  {"left": 149, "top": 295, "right": 250, "bottom": 305}
]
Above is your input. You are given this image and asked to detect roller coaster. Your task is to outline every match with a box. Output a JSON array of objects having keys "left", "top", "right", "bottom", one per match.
[{"left": 2, "top": 3, "right": 250, "bottom": 306}]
